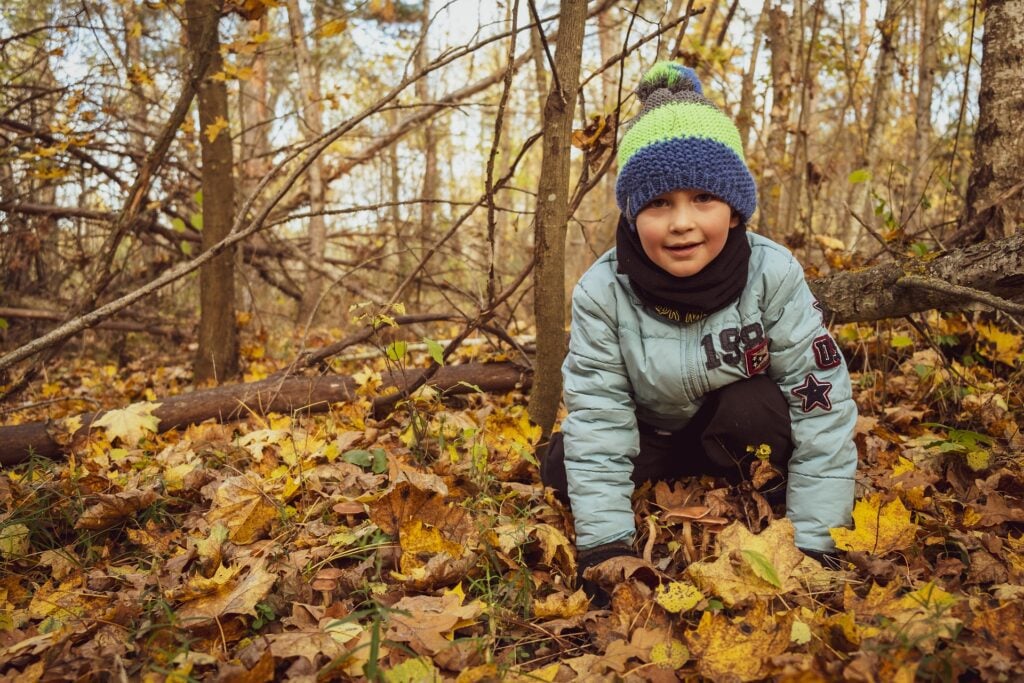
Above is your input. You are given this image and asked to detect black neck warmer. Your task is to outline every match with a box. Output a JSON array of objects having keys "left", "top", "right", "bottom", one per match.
[{"left": 615, "top": 214, "right": 751, "bottom": 323}]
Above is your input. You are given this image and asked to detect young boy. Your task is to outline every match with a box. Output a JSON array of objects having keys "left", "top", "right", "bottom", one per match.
[{"left": 540, "top": 62, "right": 857, "bottom": 584}]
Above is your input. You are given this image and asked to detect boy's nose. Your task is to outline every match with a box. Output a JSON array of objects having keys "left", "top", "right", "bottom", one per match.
[{"left": 669, "top": 206, "right": 697, "bottom": 231}]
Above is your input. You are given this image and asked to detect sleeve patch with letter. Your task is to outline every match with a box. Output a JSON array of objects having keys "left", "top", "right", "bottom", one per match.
[{"left": 812, "top": 334, "right": 842, "bottom": 369}]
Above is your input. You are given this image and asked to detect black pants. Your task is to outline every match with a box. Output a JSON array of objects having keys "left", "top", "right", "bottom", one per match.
[{"left": 541, "top": 374, "right": 794, "bottom": 502}]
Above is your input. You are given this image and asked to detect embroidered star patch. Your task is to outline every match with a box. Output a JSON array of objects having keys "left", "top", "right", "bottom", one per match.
[{"left": 791, "top": 373, "right": 833, "bottom": 412}]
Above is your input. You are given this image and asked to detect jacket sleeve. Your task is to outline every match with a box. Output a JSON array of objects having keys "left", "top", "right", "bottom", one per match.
[
  {"left": 560, "top": 280, "right": 639, "bottom": 550},
  {"left": 762, "top": 256, "right": 857, "bottom": 552}
]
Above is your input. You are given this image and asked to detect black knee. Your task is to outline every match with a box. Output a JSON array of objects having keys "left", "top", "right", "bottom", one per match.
[
  {"left": 700, "top": 375, "right": 793, "bottom": 473},
  {"left": 539, "top": 431, "right": 571, "bottom": 504}
]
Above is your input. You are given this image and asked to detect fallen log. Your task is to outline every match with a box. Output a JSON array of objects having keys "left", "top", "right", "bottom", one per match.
[
  {"left": 0, "top": 362, "right": 532, "bottom": 466},
  {"left": 0, "top": 307, "right": 180, "bottom": 339}
]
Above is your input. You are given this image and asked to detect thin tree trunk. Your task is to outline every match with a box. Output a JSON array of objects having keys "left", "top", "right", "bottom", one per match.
[
  {"left": 850, "top": 0, "right": 900, "bottom": 239},
  {"left": 905, "top": 0, "right": 939, "bottom": 230},
  {"left": 784, "top": 0, "right": 823, "bottom": 252},
  {"left": 964, "top": 0, "right": 1024, "bottom": 241},
  {"left": 186, "top": 0, "right": 239, "bottom": 383},
  {"left": 658, "top": 0, "right": 687, "bottom": 60},
  {"left": 528, "top": 0, "right": 587, "bottom": 440},
  {"left": 761, "top": 5, "right": 792, "bottom": 236},
  {"left": 415, "top": 0, "right": 436, "bottom": 309},
  {"left": 737, "top": 0, "right": 770, "bottom": 154},
  {"left": 286, "top": 0, "right": 328, "bottom": 325}
]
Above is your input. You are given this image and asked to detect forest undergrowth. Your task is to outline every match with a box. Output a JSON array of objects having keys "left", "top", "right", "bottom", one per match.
[{"left": 1, "top": 311, "right": 1023, "bottom": 681}]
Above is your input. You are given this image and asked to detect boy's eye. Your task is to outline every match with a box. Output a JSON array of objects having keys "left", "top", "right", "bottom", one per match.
[
  {"left": 649, "top": 197, "right": 671, "bottom": 208},
  {"left": 694, "top": 193, "right": 716, "bottom": 203}
]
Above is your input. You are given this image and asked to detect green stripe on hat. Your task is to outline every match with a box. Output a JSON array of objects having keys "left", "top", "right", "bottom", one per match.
[{"left": 618, "top": 101, "right": 745, "bottom": 169}]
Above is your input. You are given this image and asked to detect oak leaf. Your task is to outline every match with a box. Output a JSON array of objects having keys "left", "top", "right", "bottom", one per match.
[{"left": 830, "top": 494, "right": 918, "bottom": 554}]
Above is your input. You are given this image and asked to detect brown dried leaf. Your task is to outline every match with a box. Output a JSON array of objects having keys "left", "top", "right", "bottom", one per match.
[{"left": 75, "top": 487, "right": 158, "bottom": 530}]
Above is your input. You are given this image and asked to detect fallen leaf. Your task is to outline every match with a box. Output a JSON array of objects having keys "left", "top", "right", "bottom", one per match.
[
  {"left": 686, "top": 601, "right": 792, "bottom": 681},
  {"left": 175, "top": 560, "right": 277, "bottom": 625},
  {"left": 91, "top": 401, "right": 161, "bottom": 445},
  {"left": 830, "top": 494, "right": 918, "bottom": 555},
  {"left": 533, "top": 589, "right": 589, "bottom": 619},
  {"left": 385, "top": 590, "right": 484, "bottom": 656},
  {"left": 76, "top": 488, "right": 158, "bottom": 530},
  {"left": 686, "top": 519, "right": 828, "bottom": 606}
]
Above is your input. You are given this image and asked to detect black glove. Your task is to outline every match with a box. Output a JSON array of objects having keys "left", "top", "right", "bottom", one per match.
[
  {"left": 577, "top": 541, "right": 635, "bottom": 608},
  {"left": 800, "top": 547, "right": 843, "bottom": 570}
]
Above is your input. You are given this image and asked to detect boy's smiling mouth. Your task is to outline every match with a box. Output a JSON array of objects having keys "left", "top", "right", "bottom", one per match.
[{"left": 664, "top": 242, "right": 702, "bottom": 254}]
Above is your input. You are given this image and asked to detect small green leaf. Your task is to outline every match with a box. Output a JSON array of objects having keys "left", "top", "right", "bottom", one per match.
[
  {"left": 741, "top": 549, "right": 782, "bottom": 588},
  {"left": 848, "top": 168, "right": 872, "bottom": 184},
  {"left": 0, "top": 318, "right": 8, "bottom": 331},
  {"left": 193, "top": 190, "right": 203, "bottom": 205},
  {"left": 425, "top": 338, "right": 444, "bottom": 365},
  {"left": 190, "top": 213, "right": 203, "bottom": 230},
  {"left": 342, "top": 449, "right": 372, "bottom": 468},
  {"left": 890, "top": 334, "right": 914, "bottom": 348},
  {"left": 385, "top": 341, "right": 407, "bottom": 362},
  {"left": 371, "top": 448, "right": 388, "bottom": 474},
  {"left": 171, "top": 217, "right": 187, "bottom": 232},
  {"left": 180, "top": 242, "right": 193, "bottom": 256}
]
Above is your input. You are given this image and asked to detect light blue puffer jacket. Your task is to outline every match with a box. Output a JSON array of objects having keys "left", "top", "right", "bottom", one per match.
[{"left": 561, "top": 232, "right": 857, "bottom": 552}]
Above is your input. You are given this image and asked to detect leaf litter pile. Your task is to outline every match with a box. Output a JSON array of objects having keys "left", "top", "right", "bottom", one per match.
[{"left": 1, "top": 314, "right": 1024, "bottom": 681}]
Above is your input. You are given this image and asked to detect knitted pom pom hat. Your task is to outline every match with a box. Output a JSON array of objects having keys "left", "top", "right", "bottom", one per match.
[{"left": 616, "top": 62, "right": 757, "bottom": 224}]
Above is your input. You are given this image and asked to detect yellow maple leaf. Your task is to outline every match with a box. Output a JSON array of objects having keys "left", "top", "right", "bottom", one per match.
[
  {"left": 976, "top": 322, "right": 1022, "bottom": 366},
  {"left": 0, "top": 524, "right": 30, "bottom": 559},
  {"left": 830, "top": 494, "right": 918, "bottom": 555},
  {"left": 397, "top": 519, "right": 464, "bottom": 575},
  {"left": 686, "top": 601, "right": 792, "bottom": 681},
  {"left": 91, "top": 401, "right": 162, "bottom": 445},
  {"left": 686, "top": 519, "right": 829, "bottom": 607},
  {"left": 206, "top": 475, "right": 279, "bottom": 544},
  {"left": 533, "top": 589, "right": 589, "bottom": 619},
  {"left": 655, "top": 581, "right": 703, "bottom": 614},
  {"left": 204, "top": 115, "right": 229, "bottom": 143}
]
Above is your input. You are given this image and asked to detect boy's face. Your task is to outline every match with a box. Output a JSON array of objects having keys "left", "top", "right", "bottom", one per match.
[{"left": 634, "top": 188, "right": 739, "bottom": 278}]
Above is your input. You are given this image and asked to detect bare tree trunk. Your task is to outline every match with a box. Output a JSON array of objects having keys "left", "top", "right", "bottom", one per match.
[
  {"left": 528, "top": 0, "right": 587, "bottom": 440},
  {"left": 761, "top": 5, "right": 792, "bottom": 236},
  {"left": 850, "top": 0, "right": 900, "bottom": 239},
  {"left": 904, "top": 0, "right": 939, "bottom": 230},
  {"left": 186, "top": 0, "right": 239, "bottom": 383},
  {"left": 784, "top": 0, "right": 823, "bottom": 251},
  {"left": 415, "top": 0, "right": 437, "bottom": 309},
  {"left": 286, "top": 0, "right": 328, "bottom": 325},
  {"left": 964, "top": 0, "right": 1024, "bottom": 241},
  {"left": 736, "top": 0, "right": 770, "bottom": 153}
]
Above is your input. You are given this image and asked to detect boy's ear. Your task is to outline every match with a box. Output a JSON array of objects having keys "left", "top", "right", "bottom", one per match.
[{"left": 729, "top": 210, "right": 740, "bottom": 228}]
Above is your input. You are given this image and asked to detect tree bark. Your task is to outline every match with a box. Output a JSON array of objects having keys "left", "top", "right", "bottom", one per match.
[
  {"left": 964, "top": 0, "right": 1024, "bottom": 241},
  {"left": 286, "top": 0, "right": 328, "bottom": 325},
  {"left": 528, "top": 0, "right": 587, "bottom": 440},
  {"left": 850, "top": 0, "right": 900, "bottom": 239},
  {"left": 415, "top": 0, "right": 437, "bottom": 309},
  {"left": 737, "top": 0, "right": 770, "bottom": 153},
  {"left": 186, "top": 0, "right": 239, "bottom": 383},
  {"left": 761, "top": 5, "right": 792, "bottom": 235},
  {"left": 904, "top": 0, "right": 939, "bottom": 230}
]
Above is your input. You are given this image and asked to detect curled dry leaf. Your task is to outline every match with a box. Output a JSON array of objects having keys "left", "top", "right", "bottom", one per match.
[
  {"left": 75, "top": 488, "right": 158, "bottom": 530},
  {"left": 174, "top": 559, "right": 277, "bottom": 625}
]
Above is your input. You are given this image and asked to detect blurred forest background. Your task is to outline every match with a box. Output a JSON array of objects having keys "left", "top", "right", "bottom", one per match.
[{"left": 2, "top": 0, "right": 1019, "bottom": 397}]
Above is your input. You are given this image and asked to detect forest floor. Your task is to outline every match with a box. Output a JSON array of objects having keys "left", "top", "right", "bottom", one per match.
[{"left": 1, "top": 312, "right": 1023, "bottom": 681}]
